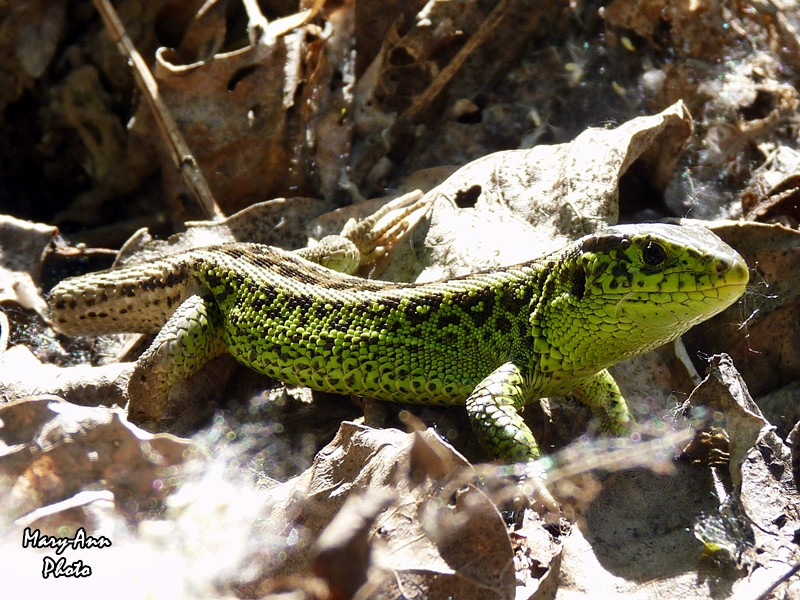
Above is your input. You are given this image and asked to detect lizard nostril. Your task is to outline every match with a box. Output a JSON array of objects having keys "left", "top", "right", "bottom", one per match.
[{"left": 715, "top": 260, "right": 728, "bottom": 274}]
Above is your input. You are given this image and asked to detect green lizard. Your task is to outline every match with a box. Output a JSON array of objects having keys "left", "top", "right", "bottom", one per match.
[{"left": 48, "top": 213, "right": 748, "bottom": 461}]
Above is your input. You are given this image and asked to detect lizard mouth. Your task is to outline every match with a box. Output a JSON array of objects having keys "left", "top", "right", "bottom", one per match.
[{"left": 610, "top": 274, "right": 747, "bottom": 330}]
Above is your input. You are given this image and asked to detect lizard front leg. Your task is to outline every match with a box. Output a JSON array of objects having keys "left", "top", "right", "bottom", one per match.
[
  {"left": 466, "top": 362, "right": 541, "bottom": 461},
  {"left": 296, "top": 189, "right": 429, "bottom": 274},
  {"left": 571, "top": 368, "right": 633, "bottom": 435},
  {"left": 127, "top": 293, "right": 227, "bottom": 423}
]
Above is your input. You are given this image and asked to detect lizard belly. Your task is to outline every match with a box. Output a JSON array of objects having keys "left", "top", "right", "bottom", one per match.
[
  {"left": 218, "top": 288, "right": 513, "bottom": 405},
  {"left": 222, "top": 315, "right": 488, "bottom": 405}
]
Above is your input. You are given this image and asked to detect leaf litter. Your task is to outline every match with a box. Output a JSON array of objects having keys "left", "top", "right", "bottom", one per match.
[{"left": 1, "top": 0, "right": 800, "bottom": 598}]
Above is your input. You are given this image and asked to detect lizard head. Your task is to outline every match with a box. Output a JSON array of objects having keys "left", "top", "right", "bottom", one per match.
[{"left": 540, "top": 223, "right": 749, "bottom": 371}]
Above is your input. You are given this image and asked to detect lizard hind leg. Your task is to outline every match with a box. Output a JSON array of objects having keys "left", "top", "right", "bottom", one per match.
[
  {"left": 127, "top": 293, "right": 227, "bottom": 424},
  {"left": 465, "top": 362, "right": 542, "bottom": 461},
  {"left": 571, "top": 368, "right": 633, "bottom": 436}
]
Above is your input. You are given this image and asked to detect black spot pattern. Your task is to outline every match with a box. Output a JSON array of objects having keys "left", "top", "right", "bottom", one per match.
[{"left": 571, "top": 264, "right": 586, "bottom": 299}]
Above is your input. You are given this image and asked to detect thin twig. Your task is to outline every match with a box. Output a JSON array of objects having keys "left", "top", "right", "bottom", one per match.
[
  {"left": 752, "top": 562, "right": 800, "bottom": 600},
  {"left": 352, "top": 0, "right": 514, "bottom": 183},
  {"left": 92, "top": 0, "right": 225, "bottom": 220},
  {"left": 241, "top": 0, "right": 268, "bottom": 44}
]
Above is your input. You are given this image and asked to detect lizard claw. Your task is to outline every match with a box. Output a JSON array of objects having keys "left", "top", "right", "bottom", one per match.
[
  {"left": 342, "top": 189, "right": 432, "bottom": 267},
  {"left": 301, "top": 189, "right": 432, "bottom": 275}
]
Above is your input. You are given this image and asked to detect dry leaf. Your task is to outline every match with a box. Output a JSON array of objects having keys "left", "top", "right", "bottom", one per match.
[
  {"left": 312, "top": 490, "right": 393, "bottom": 599},
  {"left": 742, "top": 145, "right": 800, "bottom": 225},
  {"left": 263, "top": 422, "right": 557, "bottom": 599},
  {"left": 0, "top": 215, "right": 57, "bottom": 316},
  {"left": 114, "top": 197, "right": 336, "bottom": 266},
  {"left": 13, "top": 0, "right": 67, "bottom": 78},
  {"left": 681, "top": 354, "right": 776, "bottom": 487},
  {"left": 382, "top": 101, "right": 693, "bottom": 283},
  {"left": 686, "top": 221, "right": 800, "bottom": 398},
  {"left": 0, "top": 396, "right": 192, "bottom": 521},
  {"left": 0, "top": 345, "right": 130, "bottom": 408}
]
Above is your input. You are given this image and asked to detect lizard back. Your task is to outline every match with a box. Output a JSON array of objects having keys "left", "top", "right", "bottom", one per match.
[{"left": 192, "top": 243, "right": 545, "bottom": 404}]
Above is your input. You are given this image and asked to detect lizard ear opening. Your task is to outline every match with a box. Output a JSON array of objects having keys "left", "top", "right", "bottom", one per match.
[{"left": 571, "top": 262, "right": 586, "bottom": 300}]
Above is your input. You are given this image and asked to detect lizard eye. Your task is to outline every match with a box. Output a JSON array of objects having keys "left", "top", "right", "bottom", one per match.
[{"left": 642, "top": 241, "right": 667, "bottom": 267}]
